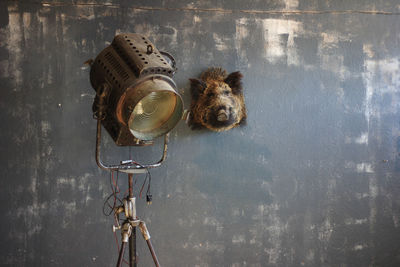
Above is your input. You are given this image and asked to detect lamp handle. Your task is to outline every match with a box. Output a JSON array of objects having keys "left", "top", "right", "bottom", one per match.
[{"left": 159, "top": 51, "right": 177, "bottom": 73}]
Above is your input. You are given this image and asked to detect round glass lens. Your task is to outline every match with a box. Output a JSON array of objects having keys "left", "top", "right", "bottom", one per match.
[{"left": 128, "top": 91, "right": 177, "bottom": 139}]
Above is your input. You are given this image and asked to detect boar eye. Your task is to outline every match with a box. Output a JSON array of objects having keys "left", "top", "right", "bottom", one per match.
[
  {"left": 207, "top": 92, "right": 215, "bottom": 97},
  {"left": 223, "top": 90, "right": 230, "bottom": 95}
]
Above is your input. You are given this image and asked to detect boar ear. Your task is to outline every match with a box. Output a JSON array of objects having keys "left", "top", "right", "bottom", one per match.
[
  {"left": 188, "top": 116, "right": 205, "bottom": 130},
  {"left": 189, "top": 78, "right": 206, "bottom": 100},
  {"left": 225, "top": 71, "right": 243, "bottom": 95}
]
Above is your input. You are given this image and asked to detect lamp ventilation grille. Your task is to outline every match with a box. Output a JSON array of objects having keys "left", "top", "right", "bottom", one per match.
[{"left": 104, "top": 52, "right": 130, "bottom": 81}]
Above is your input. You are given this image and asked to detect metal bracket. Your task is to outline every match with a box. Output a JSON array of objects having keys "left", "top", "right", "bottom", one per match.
[{"left": 95, "top": 118, "right": 169, "bottom": 174}]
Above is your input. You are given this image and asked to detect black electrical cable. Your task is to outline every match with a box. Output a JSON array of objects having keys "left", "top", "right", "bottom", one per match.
[
  {"left": 139, "top": 168, "right": 152, "bottom": 203},
  {"left": 103, "top": 171, "right": 123, "bottom": 216}
]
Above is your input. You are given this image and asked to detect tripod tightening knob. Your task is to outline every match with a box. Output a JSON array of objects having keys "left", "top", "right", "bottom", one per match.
[
  {"left": 121, "top": 222, "right": 132, "bottom": 243},
  {"left": 113, "top": 225, "right": 121, "bottom": 232}
]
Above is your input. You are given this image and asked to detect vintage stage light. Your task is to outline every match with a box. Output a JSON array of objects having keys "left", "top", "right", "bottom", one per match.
[
  {"left": 89, "top": 33, "right": 183, "bottom": 267},
  {"left": 91, "top": 33, "right": 183, "bottom": 146},
  {"left": 90, "top": 32, "right": 184, "bottom": 172}
]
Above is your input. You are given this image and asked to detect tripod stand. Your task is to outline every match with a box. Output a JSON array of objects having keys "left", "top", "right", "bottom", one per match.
[
  {"left": 113, "top": 174, "right": 161, "bottom": 267},
  {"left": 94, "top": 111, "right": 169, "bottom": 267}
]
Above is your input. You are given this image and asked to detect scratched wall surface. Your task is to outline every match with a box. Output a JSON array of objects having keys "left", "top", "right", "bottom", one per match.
[{"left": 1, "top": 0, "right": 400, "bottom": 266}]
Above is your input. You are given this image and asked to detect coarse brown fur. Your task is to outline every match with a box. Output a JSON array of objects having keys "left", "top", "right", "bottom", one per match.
[{"left": 188, "top": 67, "right": 247, "bottom": 132}]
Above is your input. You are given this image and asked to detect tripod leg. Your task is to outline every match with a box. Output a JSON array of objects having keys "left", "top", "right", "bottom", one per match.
[
  {"left": 117, "top": 221, "right": 133, "bottom": 267},
  {"left": 146, "top": 239, "right": 161, "bottom": 267},
  {"left": 129, "top": 226, "right": 137, "bottom": 267},
  {"left": 139, "top": 222, "right": 161, "bottom": 267},
  {"left": 116, "top": 242, "right": 126, "bottom": 267},
  {"left": 127, "top": 174, "right": 137, "bottom": 267}
]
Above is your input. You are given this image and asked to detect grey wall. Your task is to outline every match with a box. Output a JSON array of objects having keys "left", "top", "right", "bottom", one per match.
[{"left": 1, "top": 1, "right": 400, "bottom": 266}]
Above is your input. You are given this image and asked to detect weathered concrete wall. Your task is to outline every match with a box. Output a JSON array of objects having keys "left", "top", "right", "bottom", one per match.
[{"left": 1, "top": 1, "right": 400, "bottom": 266}]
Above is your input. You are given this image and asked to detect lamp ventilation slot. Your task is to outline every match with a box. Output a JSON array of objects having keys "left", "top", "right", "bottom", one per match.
[{"left": 104, "top": 52, "right": 130, "bottom": 81}]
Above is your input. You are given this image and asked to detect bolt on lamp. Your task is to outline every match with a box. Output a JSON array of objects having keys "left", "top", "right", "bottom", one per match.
[{"left": 89, "top": 33, "right": 183, "bottom": 267}]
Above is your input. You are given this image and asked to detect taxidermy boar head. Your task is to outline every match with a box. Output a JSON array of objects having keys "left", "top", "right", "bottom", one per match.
[{"left": 188, "top": 67, "right": 247, "bottom": 132}]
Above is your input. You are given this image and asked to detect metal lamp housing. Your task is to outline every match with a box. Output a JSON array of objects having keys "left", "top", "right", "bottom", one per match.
[{"left": 90, "top": 33, "right": 183, "bottom": 145}]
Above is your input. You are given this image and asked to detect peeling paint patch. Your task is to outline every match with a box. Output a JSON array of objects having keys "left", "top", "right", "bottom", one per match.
[
  {"left": 345, "top": 132, "right": 369, "bottom": 145},
  {"left": 60, "top": 201, "right": 77, "bottom": 229},
  {"left": 345, "top": 218, "right": 368, "bottom": 225},
  {"left": 257, "top": 203, "right": 287, "bottom": 264},
  {"left": 193, "top": 15, "right": 201, "bottom": 23},
  {"left": 262, "top": 19, "right": 302, "bottom": 65},
  {"left": 133, "top": 24, "right": 178, "bottom": 49},
  {"left": 320, "top": 32, "right": 341, "bottom": 49},
  {"left": 344, "top": 161, "right": 374, "bottom": 173},
  {"left": 318, "top": 217, "right": 333, "bottom": 242},
  {"left": 363, "top": 58, "right": 400, "bottom": 129},
  {"left": 318, "top": 32, "right": 353, "bottom": 79},
  {"left": 74, "top": 7, "right": 96, "bottom": 20},
  {"left": 353, "top": 244, "right": 368, "bottom": 251},
  {"left": 234, "top": 18, "right": 251, "bottom": 68},
  {"left": 14, "top": 202, "right": 48, "bottom": 237},
  {"left": 393, "top": 214, "right": 400, "bottom": 228},
  {"left": 356, "top": 162, "right": 374, "bottom": 173},
  {"left": 355, "top": 192, "right": 370, "bottom": 199},
  {"left": 355, "top": 132, "right": 369, "bottom": 145},
  {"left": 57, "top": 173, "right": 93, "bottom": 194},
  {"left": 369, "top": 176, "right": 378, "bottom": 198},
  {"left": 306, "top": 249, "right": 315, "bottom": 261},
  {"left": 363, "top": 44, "right": 375, "bottom": 58},
  {"left": 235, "top": 17, "right": 303, "bottom": 67},
  {"left": 213, "top": 33, "right": 229, "bottom": 51},
  {"left": 41, "top": 121, "right": 51, "bottom": 136},
  {"left": 283, "top": 0, "right": 299, "bottom": 10},
  {"left": 232, "top": 234, "right": 246, "bottom": 244},
  {"left": 202, "top": 216, "right": 223, "bottom": 235},
  {"left": 7, "top": 9, "right": 23, "bottom": 90}
]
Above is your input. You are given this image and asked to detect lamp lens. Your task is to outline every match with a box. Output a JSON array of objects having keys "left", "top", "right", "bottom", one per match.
[{"left": 128, "top": 91, "right": 178, "bottom": 140}]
